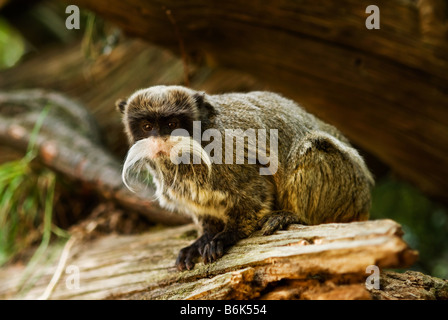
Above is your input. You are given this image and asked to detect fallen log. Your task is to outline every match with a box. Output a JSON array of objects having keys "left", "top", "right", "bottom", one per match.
[
  {"left": 0, "top": 219, "right": 432, "bottom": 300},
  {"left": 369, "top": 270, "right": 448, "bottom": 300}
]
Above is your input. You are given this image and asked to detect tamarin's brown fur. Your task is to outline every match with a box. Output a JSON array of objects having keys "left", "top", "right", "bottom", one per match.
[{"left": 118, "top": 85, "right": 374, "bottom": 271}]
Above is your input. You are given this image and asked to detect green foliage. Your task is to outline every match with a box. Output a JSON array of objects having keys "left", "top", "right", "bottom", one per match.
[
  {"left": 371, "top": 176, "right": 448, "bottom": 279},
  {"left": 0, "top": 107, "right": 68, "bottom": 266},
  {"left": 0, "top": 17, "right": 25, "bottom": 70}
]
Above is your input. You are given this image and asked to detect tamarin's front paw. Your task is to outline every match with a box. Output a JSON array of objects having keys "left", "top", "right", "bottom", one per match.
[
  {"left": 175, "top": 245, "right": 200, "bottom": 271},
  {"left": 199, "top": 239, "right": 224, "bottom": 264},
  {"left": 176, "top": 232, "right": 218, "bottom": 270},
  {"left": 199, "top": 230, "right": 241, "bottom": 264}
]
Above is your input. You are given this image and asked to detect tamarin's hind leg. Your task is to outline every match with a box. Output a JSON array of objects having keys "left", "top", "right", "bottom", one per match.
[{"left": 278, "top": 132, "right": 374, "bottom": 226}]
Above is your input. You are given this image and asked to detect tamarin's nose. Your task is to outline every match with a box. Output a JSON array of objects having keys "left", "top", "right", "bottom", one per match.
[{"left": 147, "top": 137, "right": 171, "bottom": 159}]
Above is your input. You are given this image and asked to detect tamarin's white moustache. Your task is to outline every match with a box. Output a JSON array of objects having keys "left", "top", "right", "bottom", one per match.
[
  {"left": 122, "top": 138, "right": 152, "bottom": 193},
  {"left": 122, "top": 136, "right": 212, "bottom": 193}
]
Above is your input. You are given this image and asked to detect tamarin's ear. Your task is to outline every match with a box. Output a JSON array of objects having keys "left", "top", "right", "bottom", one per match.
[
  {"left": 193, "top": 92, "right": 217, "bottom": 120},
  {"left": 115, "top": 98, "right": 128, "bottom": 114}
]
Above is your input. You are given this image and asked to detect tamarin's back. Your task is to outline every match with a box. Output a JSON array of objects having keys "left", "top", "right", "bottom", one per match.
[
  {"left": 209, "top": 91, "right": 374, "bottom": 224},
  {"left": 210, "top": 92, "right": 364, "bottom": 169}
]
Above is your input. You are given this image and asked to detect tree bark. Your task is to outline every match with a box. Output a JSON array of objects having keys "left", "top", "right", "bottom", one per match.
[
  {"left": 58, "top": 0, "right": 448, "bottom": 204},
  {"left": 0, "top": 219, "right": 432, "bottom": 300}
]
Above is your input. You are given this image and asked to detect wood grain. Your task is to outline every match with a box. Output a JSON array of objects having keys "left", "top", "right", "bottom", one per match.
[{"left": 0, "top": 219, "right": 421, "bottom": 300}]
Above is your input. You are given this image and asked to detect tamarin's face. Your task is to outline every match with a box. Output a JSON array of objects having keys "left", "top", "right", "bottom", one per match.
[
  {"left": 118, "top": 86, "right": 215, "bottom": 191},
  {"left": 117, "top": 86, "right": 202, "bottom": 146}
]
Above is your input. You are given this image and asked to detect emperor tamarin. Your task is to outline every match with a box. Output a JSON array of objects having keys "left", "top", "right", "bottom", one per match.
[{"left": 117, "top": 85, "right": 374, "bottom": 271}]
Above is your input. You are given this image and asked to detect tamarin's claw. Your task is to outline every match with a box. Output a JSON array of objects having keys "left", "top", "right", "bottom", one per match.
[
  {"left": 175, "top": 245, "right": 198, "bottom": 271},
  {"left": 201, "top": 240, "right": 224, "bottom": 264}
]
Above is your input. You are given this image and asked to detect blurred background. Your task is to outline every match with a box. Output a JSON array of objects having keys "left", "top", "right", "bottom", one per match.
[{"left": 0, "top": 0, "right": 447, "bottom": 280}]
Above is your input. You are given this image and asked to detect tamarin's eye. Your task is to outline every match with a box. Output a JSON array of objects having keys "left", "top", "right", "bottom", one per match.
[
  {"left": 141, "top": 122, "right": 152, "bottom": 132},
  {"left": 168, "top": 120, "right": 179, "bottom": 129}
]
